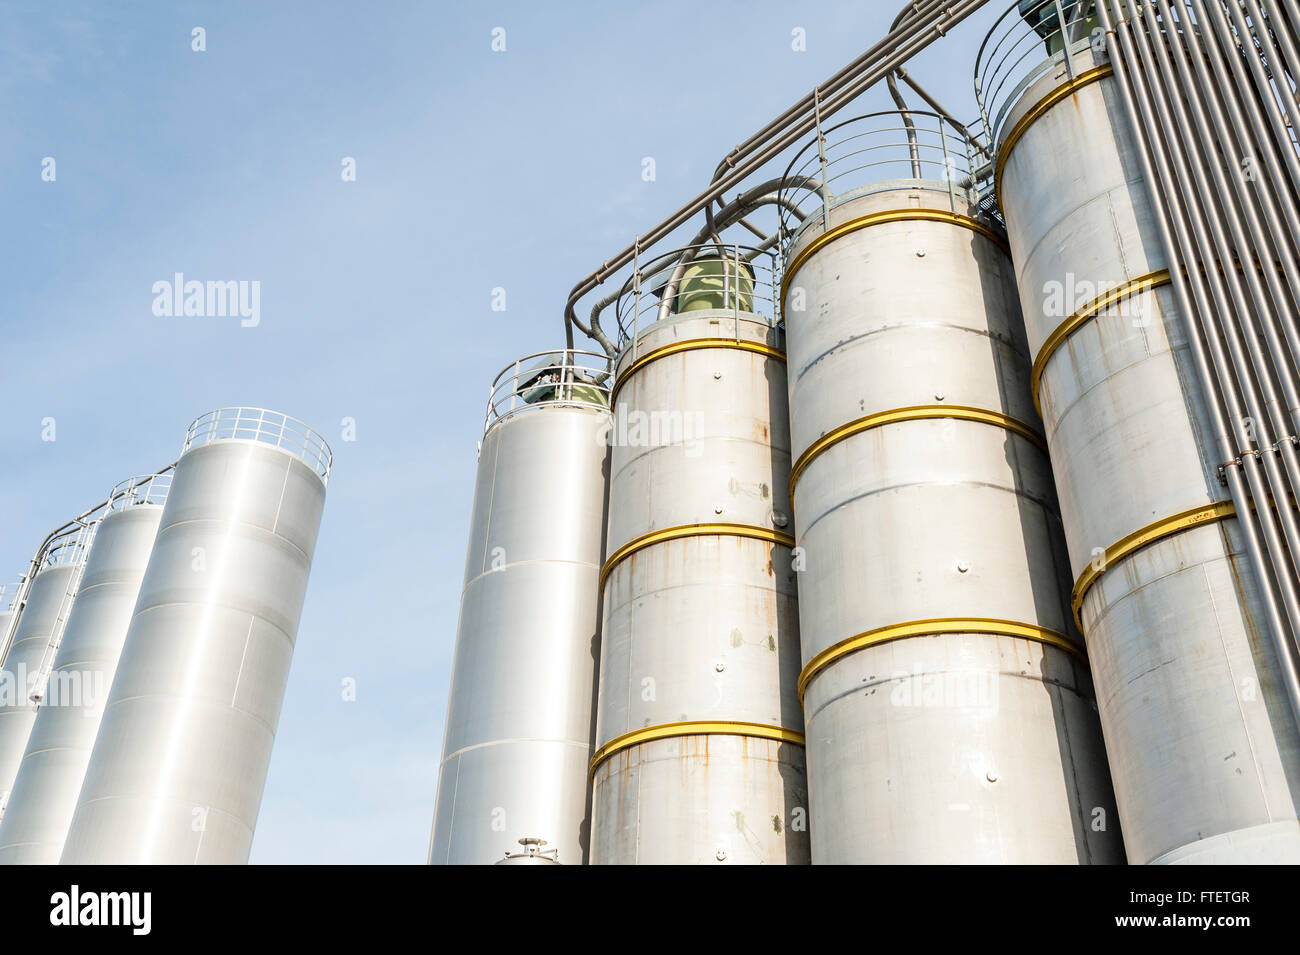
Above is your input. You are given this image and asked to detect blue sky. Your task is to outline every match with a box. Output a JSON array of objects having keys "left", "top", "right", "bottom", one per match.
[{"left": 0, "top": 1, "right": 1006, "bottom": 863}]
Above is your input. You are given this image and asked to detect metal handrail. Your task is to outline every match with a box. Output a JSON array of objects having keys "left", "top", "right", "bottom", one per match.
[
  {"left": 975, "top": 1, "right": 1108, "bottom": 153},
  {"left": 37, "top": 523, "right": 96, "bottom": 574},
  {"left": 0, "top": 582, "right": 21, "bottom": 615},
  {"left": 777, "top": 109, "right": 982, "bottom": 250},
  {"left": 613, "top": 244, "right": 781, "bottom": 349},
  {"left": 183, "top": 407, "right": 333, "bottom": 485},
  {"left": 484, "top": 349, "right": 612, "bottom": 434},
  {"left": 107, "top": 472, "right": 173, "bottom": 511}
]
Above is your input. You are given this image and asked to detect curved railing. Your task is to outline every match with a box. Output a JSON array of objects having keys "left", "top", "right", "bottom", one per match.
[
  {"left": 975, "top": 0, "right": 1108, "bottom": 153},
  {"left": 37, "top": 523, "right": 96, "bottom": 573},
  {"left": 484, "top": 349, "right": 612, "bottom": 433},
  {"left": 0, "top": 580, "right": 21, "bottom": 614},
  {"left": 777, "top": 109, "right": 984, "bottom": 252},
  {"left": 107, "top": 472, "right": 173, "bottom": 511},
  {"left": 612, "top": 244, "right": 782, "bottom": 348},
  {"left": 183, "top": 407, "right": 333, "bottom": 485}
]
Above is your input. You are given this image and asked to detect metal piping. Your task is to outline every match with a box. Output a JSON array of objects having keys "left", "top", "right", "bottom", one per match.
[
  {"left": 1146, "top": 0, "right": 1300, "bottom": 596},
  {"left": 1100, "top": 0, "right": 1300, "bottom": 725},
  {"left": 564, "top": 0, "right": 994, "bottom": 348},
  {"left": 586, "top": 182, "right": 813, "bottom": 352},
  {"left": 887, "top": 72, "right": 925, "bottom": 178}
]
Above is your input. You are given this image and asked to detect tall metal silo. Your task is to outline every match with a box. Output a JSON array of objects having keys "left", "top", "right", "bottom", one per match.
[
  {"left": 0, "top": 472, "right": 170, "bottom": 864},
  {"left": 976, "top": 2, "right": 1300, "bottom": 862},
  {"left": 589, "top": 246, "right": 809, "bottom": 865},
  {"left": 429, "top": 351, "right": 611, "bottom": 865},
  {"left": 778, "top": 111, "right": 1121, "bottom": 863},
  {"left": 60, "top": 408, "right": 330, "bottom": 864},
  {"left": 0, "top": 525, "right": 96, "bottom": 820},
  {"left": 0, "top": 582, "right": 22, "bottom": 677}
]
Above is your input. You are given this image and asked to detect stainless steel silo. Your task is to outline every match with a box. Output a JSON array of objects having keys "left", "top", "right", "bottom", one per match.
[
  {"left": 778, "top": 111, "right": 1122, "bottom": 863},
  {"left": 0, "top": 525, "right": 95, "bottom": 821},
  {"left": 976, "top": 2, "right": 1300, "bottom": 862},
  {"left": 0, "top": 473, "right": 169, "bottom": 864},
  {"left": 60, "top": 408, "right": 330, "bottom": 864},
  {"left": 0, "top": 582, "right": 22, "bottom": 679},
  {"left": 429, "top": 351, "right": 611, "bottom": 865},
  {"left": 589, "top": 247, "right": 809, "bottom": 865}
]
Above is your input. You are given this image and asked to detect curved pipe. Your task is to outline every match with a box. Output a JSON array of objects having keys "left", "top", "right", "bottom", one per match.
[
  {"left": 565, "top": 0, "right": 992, "bottom": 349},
  {"left": 585, "top": 178, "right": 818, "bottom": 352}
]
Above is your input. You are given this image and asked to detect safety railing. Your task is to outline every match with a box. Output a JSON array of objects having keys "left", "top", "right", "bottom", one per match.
[
  {"left": 777, "top": 110, "right": 984, "bottom": 253},
  {"left": 183, "top": 407, "right": 333, "bottom": 485},
  {"left": 612, "top": 244, "right": 782, "bottom": 349},
  {"left": 37, "top": 523, "right": 96, "bottom": 574},
  {"left": 107, "top": 472, "right": 173, "bottom": 512},
  {"left": 975, "top": 1, "right": 1110, "bottom": 154},
  {"left": 484, "top": 349, "right": 612, "bottom": 433},
  {"left": 0, "top": 581, "right": 21, "bottom": 614}
]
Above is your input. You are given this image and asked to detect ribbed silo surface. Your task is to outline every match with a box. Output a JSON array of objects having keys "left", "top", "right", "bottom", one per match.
[
  {"left": 979, "top": 4, "right": 1300, "bottom": 862},
  {"left": 0, "top": 528, "right": 93, "bottom": 818},
  {"left": 0, "top": 474, "right": 169, "bottom": 864},
  {"left": 778, "top": 113, "right": 1121, "bottom": 863},
  {"left": 589, "top": 249, "right": 809, "bottom": 865},
  {"left": 60, "top": 409, "right": 330, "bottom": 864},
  {"left": 429, "top": 351, "right": 610, "bottom": 865}
]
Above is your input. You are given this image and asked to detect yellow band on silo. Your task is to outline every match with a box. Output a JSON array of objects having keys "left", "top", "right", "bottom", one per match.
[
  {"left": 798, "top": 617, "right": 1083, "bottom": 703},
  {"left": 1030, "top": 269, "right": 1173, "bottom": 418},
  {"left": 599, "top": 522, "right": 795, "bottom": 590},
  {"left": 589, "top": 720, "right": 806, "bottom": 777},
  {"left": 781, "top": 209, "right": 1010, "bottom": 301},
  {"left": 1070, "top": 500, "right": 1237, "bottom": 630},
  {"left": 993, "top": 64, "right": 1115, "bottom": 207},
  {"left": 610, "top": 338, "right": 785, "bottom": 407},
  {"left": 787, "top": 404, "right": 1047, "bottom": 512}
]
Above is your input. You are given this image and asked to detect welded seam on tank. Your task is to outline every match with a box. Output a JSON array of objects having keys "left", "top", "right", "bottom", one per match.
[
  {"left": 609, "top": 338, "right": 785, "bottom": 407},
  {"left": 787, "top": 405, "right": 1047, "bottom": 510},
  {"left": 781, "top": 210, "right": 1010, "bottom": 297},
  {"left": 798, "top": 618, "right": 1084, "bottom": 703},
  {"left": 588, "top": 720, "right": 805, "bottom": 777},
  {"left": 599, "top": 523, "right": 795, "bottom": 589},
  {"left": 792, "top": 477, "right": 1063, "bottom": 541},
  {"left": 1029, "top": 269, "right": 1173, "bottom": 417},
  {"left": 440, "top": 736, "right": 592, "bottom": 764},
  {"left": 155, "top": 518, "right": 312, "bottom": 562},
  {"left": 462, "top": 557, "right": 601, "bottom": 591},
  {"left": 792, "top": 321, "right": 1032, "bottom": 381},
  {"left": 992, "top": 64, "right": 1115, "bottom": 209},
  {"left": 1070, "top": 500, "right": 1237, "bottom": 631}
]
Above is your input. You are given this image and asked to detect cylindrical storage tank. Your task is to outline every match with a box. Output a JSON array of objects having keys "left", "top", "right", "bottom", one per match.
[
  {"left": 589, "top": 246, "right": 809, "bottom": 865},
  {"left": 0, "top": 474, "right": 170, "bottom": 864},
  {"left": 977, "top": 4, "right": 1300, "bottom": 862},
  {"left": 778, "top": 112, "right": 1122, "bottom": 863},
  {"left": 429, "top": 351, "right": 611, "bottom": 865},
  {"left": 60, "top": 409, "right": 330, "bottom": 864},
  {"left": 0, "top": 527, "right": 94, "bottom": 819}
]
